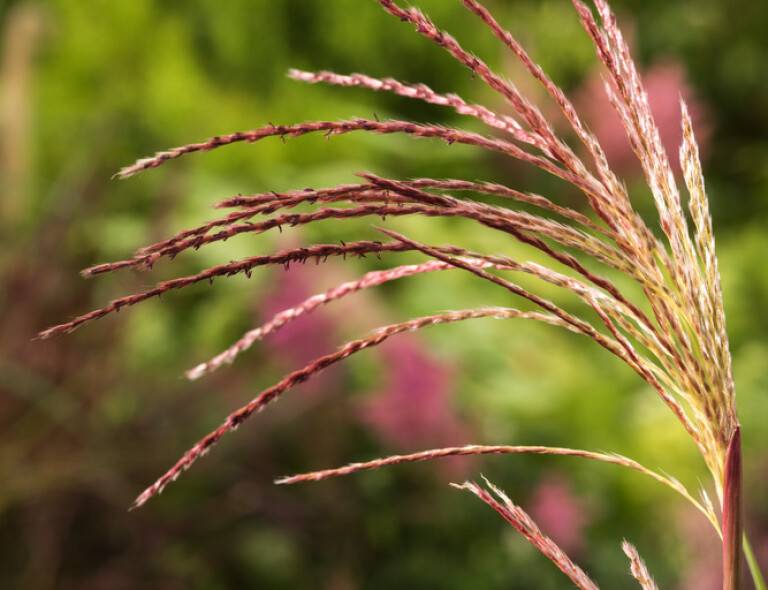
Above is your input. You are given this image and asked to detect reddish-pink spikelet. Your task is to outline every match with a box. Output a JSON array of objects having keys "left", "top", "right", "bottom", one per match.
[
  {"left": 288, "top": 68, "right": 533, "bottom": 144},
  {"left": 115, "top": 118, "right": 560, "bottom": 181},
  {"left": 38, "top": 241, "right": 412, "bottom": 339},
  {"left": 455, "top": 479, "right": 599, "bottom": 590},
  {"left": 133, "top": 308, "right": 554, "bottom": 508},
  {"left": 187, "top": 258, "right": 504, "bottom": 380}
]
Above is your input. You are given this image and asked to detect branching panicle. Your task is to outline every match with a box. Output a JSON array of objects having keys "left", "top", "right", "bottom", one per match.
[{"left": 44, "top": 1, "right": 750, "bottom": 587}]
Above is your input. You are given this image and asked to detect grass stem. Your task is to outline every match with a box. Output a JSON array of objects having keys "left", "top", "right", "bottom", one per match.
[{"left": 744, "top": 536, "right": 767, "bottom": 590}]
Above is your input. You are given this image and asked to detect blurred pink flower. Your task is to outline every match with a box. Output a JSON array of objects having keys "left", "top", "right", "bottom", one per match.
[
  {"left": 575, "top": 59, "right": 711, "bottom": 177},
  {"left": 358, "top": 336, "right": 473, "bottom": 477},
  {"left": 261, "top": 262, "right": 341, "bottom": 398},
  {"left": 528, "top": 473, "right": 590, "bottom": 554}
]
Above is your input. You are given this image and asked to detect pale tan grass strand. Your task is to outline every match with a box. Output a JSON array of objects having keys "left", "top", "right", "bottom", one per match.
[{"left": 622, "top": 541, "right": 660, "bottom": 590}]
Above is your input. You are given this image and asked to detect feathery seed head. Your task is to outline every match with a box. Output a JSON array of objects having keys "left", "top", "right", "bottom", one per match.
[{"left": 45, "top": 1, "right": 745, "bottom": 586}]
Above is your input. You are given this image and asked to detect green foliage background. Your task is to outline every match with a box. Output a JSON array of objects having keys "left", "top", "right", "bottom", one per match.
[{"left": 1, "top": 0, "right": 766, "bottom": 588}]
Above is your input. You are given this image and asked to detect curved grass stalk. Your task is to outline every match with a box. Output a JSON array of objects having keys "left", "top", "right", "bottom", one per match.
[
  {"left": 87, "top": 204, "right": 449, "bottom": 274},
  {"left": 88, "top": 196, "right": 619, "bottom": 277},
  {"left": 188, "top": 244, "right": 661, "bottom": 383},
  {"left": 363, "top": 174, "right": 632, "bottom": 276},
  {"left": 187, "top": 257, "right": 502, "bottom": 380},
  {"left": 38, "top": 241, "right": 413, "bottom": 338},
  {"left": 132, "top": 307, "right": 578, "bottom": 509},
  {"left": 221, "top": 176, "right": 606, "bottom": 235},
  {"left": 274, "top": 444, "right": 717, "bottom": 531},
  {"left": 454, "top": 478, "right": 600, "bottom": 590},
  {"left": 135, "top": 186, "right": 401, "bottom": 258},
  {"left": 115, "top": 118, "right": 570, "bottom": 186},
  {"left": 379, "top": 228, "right": 701, "bottom": 444},
  {"left": 288, "top": 69, "right": 532, "bottom": 144}
]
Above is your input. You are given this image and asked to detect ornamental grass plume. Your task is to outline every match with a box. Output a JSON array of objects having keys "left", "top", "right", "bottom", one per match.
[{"left": 40, "top": 0, "right": 766, "bottom": 588}]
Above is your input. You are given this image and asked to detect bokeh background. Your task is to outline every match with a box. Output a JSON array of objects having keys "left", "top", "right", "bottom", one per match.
[{"left": 1, "top": 0, "right": 767, "bottom": 588}]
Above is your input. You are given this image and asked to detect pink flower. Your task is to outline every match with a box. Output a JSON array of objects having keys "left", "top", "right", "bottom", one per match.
[
  {"left": 358, "top": 336, "right": 473, "bottom": 477},
  {"left": 261, "top": 261, "right": 341, "bottom": 398},
  {"left": 528, "top": 473, "right": 590, "bottom": 554}
]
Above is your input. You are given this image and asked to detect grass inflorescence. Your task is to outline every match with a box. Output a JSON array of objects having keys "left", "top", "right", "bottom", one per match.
[{"left": 43, "top": 1, "right": 764, "bottom": 588}]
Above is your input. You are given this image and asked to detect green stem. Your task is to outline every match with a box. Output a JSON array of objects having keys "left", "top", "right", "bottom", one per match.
[{"left": 744, "top": 536, "right": 766, "bottom": 590}]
